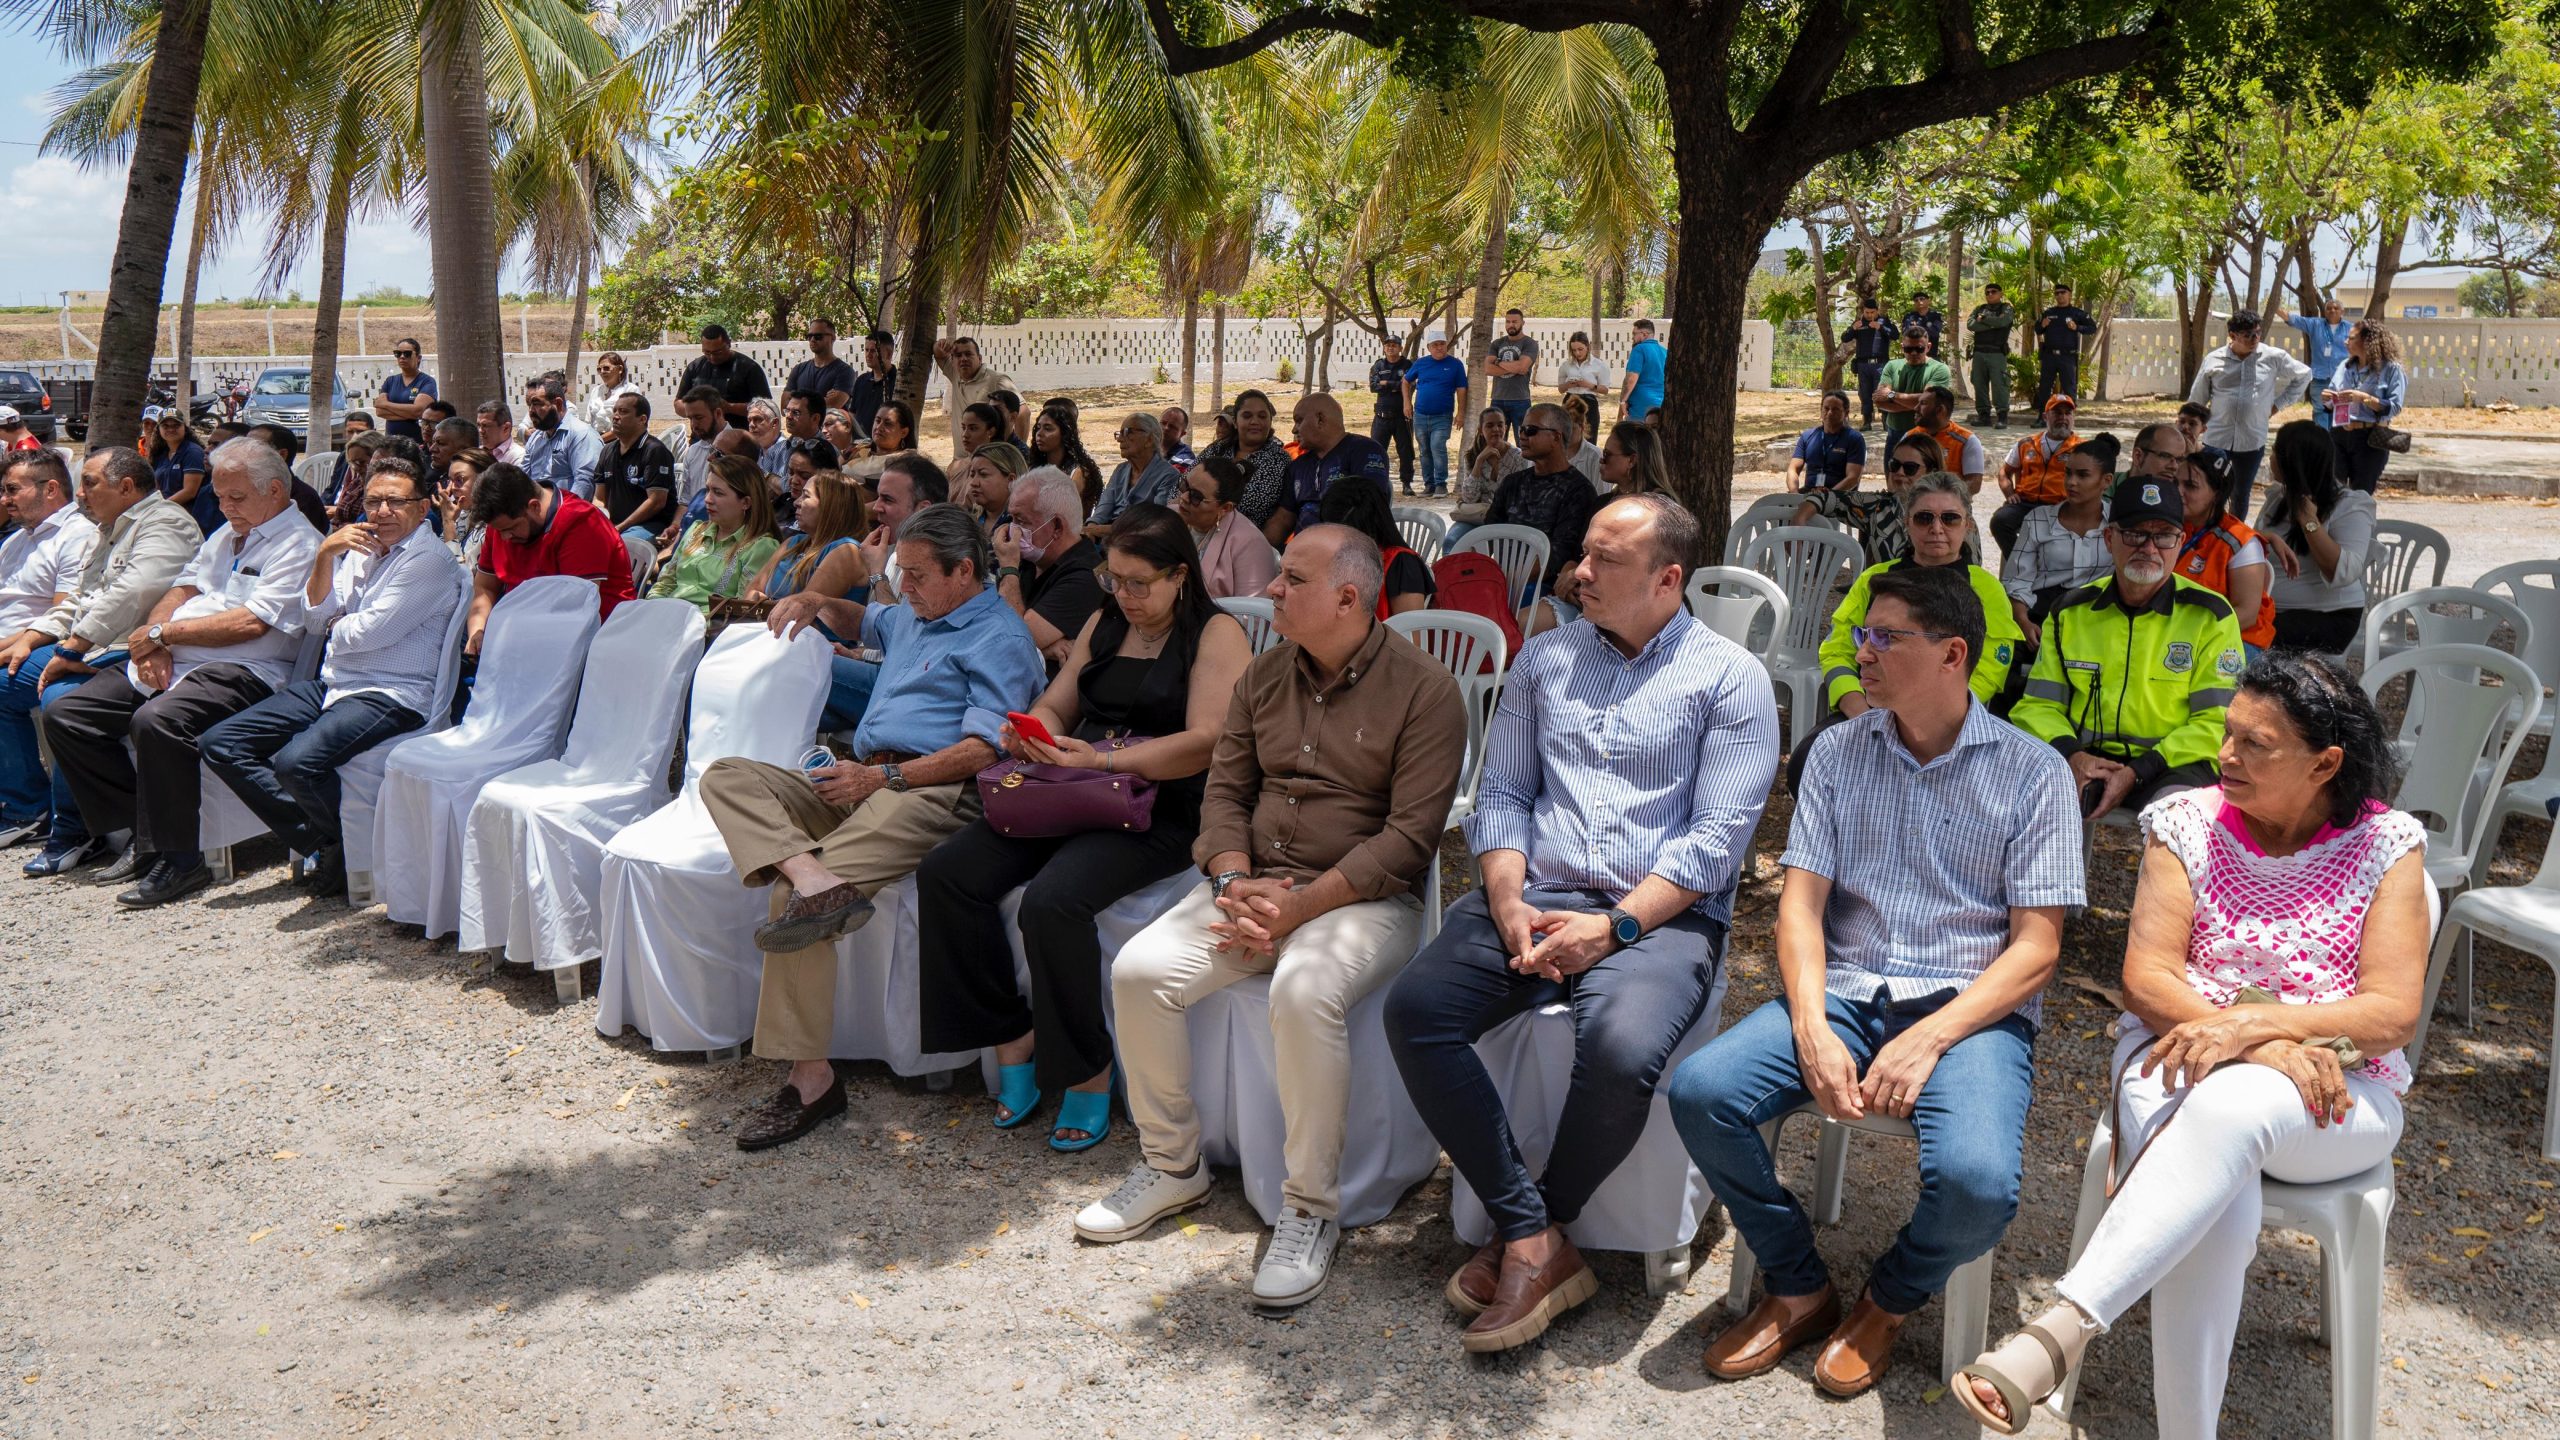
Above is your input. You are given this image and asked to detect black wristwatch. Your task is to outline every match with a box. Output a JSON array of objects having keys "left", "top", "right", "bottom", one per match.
[
  {"left": 1211, "top": 869, "right": 1249, "bottom": 900},
  {"left": 880, "top": 762, "right": 908, "bottom": 793},
  {"left": 1604, "top": 907, "right": 1642, "bottom": 948}
]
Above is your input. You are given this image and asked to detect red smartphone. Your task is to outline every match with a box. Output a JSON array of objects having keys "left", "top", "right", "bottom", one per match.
[{"left": 1006, "top": 711, "right": 1056, "bottom": 747}]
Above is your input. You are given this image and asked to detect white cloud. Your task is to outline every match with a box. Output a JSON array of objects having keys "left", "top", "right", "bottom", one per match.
[{"left": 0, "top": 152, "right": 130, "bottom": 262}]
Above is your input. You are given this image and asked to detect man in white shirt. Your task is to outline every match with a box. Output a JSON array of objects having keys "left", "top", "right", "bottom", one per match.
[
  {"left": 201, "top": 455, "right": 461, "bottom": 897},
  {"left": 519, "top": 371, "right": 603, "bottom": 501},
  {"left": 43, "top": 439, "right": 321, "bottom": 907},
  {"left": 2185, "top": 310, "right": 2312, "bottom": 520},
  {"left": 0, "top": 449, "right": 100, "bottom": 842},
  {"left": 931, "top": 336, "right": 1014, "bottom": 454}
]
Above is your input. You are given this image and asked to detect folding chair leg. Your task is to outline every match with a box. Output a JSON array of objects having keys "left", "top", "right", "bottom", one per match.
[
  {"left": 207, "top": 846, "right": 234, "bottom": 883},
  {"left": 1644, "top": 1245, "right": 1694, "bottom": 1297},
  {"left": 1940, "top": 1250, "right": 1997, "bottom": 1383},
  {"left": 2328, "top": 1190, "right": 2391, "bottom": 1440},
  {"left": 1813, "top": 1121, "right": 1851, "bottom": 1226},
  {"left": 551, "top": 966, "right": 583, "bottom": 1006},
  {"left": 705, "top": 1043, "right": 747, "bottom": 1066},
  {"left": 2452, "top": 932, "right": 2475, "bottom": 1031}
]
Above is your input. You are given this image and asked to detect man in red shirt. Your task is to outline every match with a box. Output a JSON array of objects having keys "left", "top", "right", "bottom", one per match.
[
  {"left": 462, "top": 460, "right": 636, "bottom": 658},
  {"left": 0, "top": 407, "right": 41, "bottom": 452}
]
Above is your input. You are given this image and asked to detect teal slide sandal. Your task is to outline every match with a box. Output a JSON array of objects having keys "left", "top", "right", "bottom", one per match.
[
  {"left": 992, "top": 1062, "right": 1044, "bottom": 1129},
  {"left": 1050, "top": 1088, "right": 1112, "bottom": 1152}
]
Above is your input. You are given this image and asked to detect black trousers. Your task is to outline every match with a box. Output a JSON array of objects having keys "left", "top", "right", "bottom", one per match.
[
  {"left": 2275, "top": 607, "right": 2363, "bottom": 655},
  {"left": 2333, "top": 425, "right": 2391, "bottom": 494},
  {"left": 45, "top": 661, "right": 271, "bottom": 855},
  {"left": 199, "top": 680, "right": 424, "bottom": 853},
  {"left": 1990, "top": 498, "right": 2039, "bottom": 560},
  {"left": 1853, "top": 361, "right": 1884, "bottom": 429},
  {"left": 2035, "top": 354, "right": 2080, "bottom": 410},
  {"left": 913, "top": 814, "right": 1198, "bottom": 1094},
  {"left": 1370, "top": 412, "right": 1414, "bottom": 488},
  {"left": 1385, "top": 887, "right": 1726, "bottom": 1240}
]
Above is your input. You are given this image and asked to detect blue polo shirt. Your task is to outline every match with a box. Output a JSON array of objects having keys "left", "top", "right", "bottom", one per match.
[
  {"left": 1286, "top": 434, "right": 1392, "bottom": 530},
  {"left": 1405, "top": 355, "right": 1469, "bottom": 419},
  {"left": 2286, "top": 314, "right": 2353, "bottom": 381},
  {"left": 380, "top": 370, "right": 436, "bottom": 440},
  {"left": 1792, "top": 424, "right": 1867, "bottom": 491},
  {"left": 1624, "top": 338, "right": 1667, "bottom": 419},
  {"left": 852, "top": 587, "right": 1044, "bottom": 760}
]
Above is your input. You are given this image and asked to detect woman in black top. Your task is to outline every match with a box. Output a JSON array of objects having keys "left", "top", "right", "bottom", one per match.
[
  {"left": 915, "top": 504, "right": 1254, "bottom": 1151},
  {"left": 1032, "top": 402, "right": 1106, "bottom": 511},
  {"left": 1316, "top": 474, "right": 1434, "bottom": 614}
]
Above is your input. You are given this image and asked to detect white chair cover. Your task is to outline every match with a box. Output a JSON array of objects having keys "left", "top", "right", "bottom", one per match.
[
  {"left": 457, "top": 598, "right": 709, "bottom": 970},
  {"left": 338, "top": 556, "right": 476, "bottom": 901},
  {"left": 198, "top": 622, "right": 331, "bottom": 873},
  {"left": 593, "top": 625, "right": 833, "bottom": 1053},
  {"left": 1449, "top": 965, "right": 1731, "bottom": 1254},
  {"left": 372, "top": 577, "right": 601, "bottom": 936}
]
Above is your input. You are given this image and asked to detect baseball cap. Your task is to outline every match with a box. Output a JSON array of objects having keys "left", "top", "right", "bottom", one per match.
[
  {"left": 1423, "top": 327, "right": 1447, "bottom": 344},
  {"left": 2109, "top": 474, "right": 2184, "bottom": 531},
  {"left": 0, "top": 405, "right": 19, "bottom": 425},
  {"left": 139, "top": 405, "right": 163, "bottom": 422},
  {"left": 2042, "top": 393, "right": 2076, "bottom": 413},
  {"left": 2191, "top": 444, "right": 2234, "bottom": 491}
]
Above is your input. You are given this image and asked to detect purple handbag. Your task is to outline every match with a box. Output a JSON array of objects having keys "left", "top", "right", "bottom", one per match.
[{"left": 976, "top": 735, "right": 1157, "bottom": 837}]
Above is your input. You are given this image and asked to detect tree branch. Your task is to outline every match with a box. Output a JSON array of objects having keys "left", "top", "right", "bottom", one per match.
[
  {"left": 1751, "top": 0, "right": 1860, "bottom": 136},
  {"left": 1933, "top": 0, "right": 1984, "bottom": 75},
  {"left": 1146, "top": 0, "right": 1647, "bottom": 74},
  {"left": 1796, "top": 21, "right": 2169, "bottom": 167}
]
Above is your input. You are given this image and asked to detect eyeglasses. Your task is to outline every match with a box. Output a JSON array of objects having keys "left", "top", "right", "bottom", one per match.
[
  {"left": 1098, "top": 567, "right": 1172, "bottom": 597},
  {"left": 1908, "top": 511, "right": 1967, "bottom": 529},
  {"left": 1887, "top": 459, "right": 1926, "bottom": 475},
  {"left": 362, "top": 493, "right": 426, "bottom": 511},
  {"left": 2120, "top": 528, "right": 2185, "bottom": 551},
  {"left": 1517, "top": 424, "right": 1556, "bottom": 438},
  {"left": 1851, "top": 624, "right": 1951, "bottom": 653}
]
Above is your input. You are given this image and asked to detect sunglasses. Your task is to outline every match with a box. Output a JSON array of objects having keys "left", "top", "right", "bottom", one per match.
[
  {"left": 1887, "top": 459, "right": 1927, "bottom": 475},
  {"left": 1909, "top": 511, "right": 1967, "bottom": 528},
  {"left": 393, "top": 351, "right": 418, "bottom": 359},
  {"left": 1517, "top": 423, "right": 1556, "bottom": 438}
]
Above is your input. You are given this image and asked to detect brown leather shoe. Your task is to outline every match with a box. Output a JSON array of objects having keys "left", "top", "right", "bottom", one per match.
[
  {"left": 732, "top": 1073, "right": 848, "bottom": 1151},
  {"left": 1460, "top": 1238, "right": 1598, "bottom": 1353},
  {"left": 753, "top": 882, "right": 873, "bottom": 953},
  {"left": 1445, "top": 1240, "right": 1502, "bottom": 1319},
  {"left": 1812, "top": 1293, "right": 1908, "bottom": 1398},
  {"left": 1703, "top": 1282, "right": 1841, "bottom": 1380}
]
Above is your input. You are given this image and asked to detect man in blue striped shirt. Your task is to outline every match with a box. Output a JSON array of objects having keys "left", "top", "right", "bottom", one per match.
[
  {"left": 1669, "top": 563, "right": 2083, "bottom": 1399},
  {"left": 1386, "top": 493, "right": 1780, "bottom": 1354}
]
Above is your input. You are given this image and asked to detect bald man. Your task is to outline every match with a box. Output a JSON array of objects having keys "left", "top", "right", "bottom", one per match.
[{"left": 1274, "top": 394, "right": 1391, "bottom": 545}]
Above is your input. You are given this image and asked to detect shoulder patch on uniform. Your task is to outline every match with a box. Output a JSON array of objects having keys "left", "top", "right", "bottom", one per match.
[
  {"left": 2216, "top": 647, "right": 2245, "bottom": 678},
  {"left": 1992, "top": 640, "right": 2014, "bottom": 668},
  {"left": 2163, "top": 641, "right": 2194, "bottom": 673}
]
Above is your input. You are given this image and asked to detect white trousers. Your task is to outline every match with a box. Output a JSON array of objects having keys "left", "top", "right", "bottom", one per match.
[{"left": 2055, "top": 1029, "right": 2404, "bottom": 1440}]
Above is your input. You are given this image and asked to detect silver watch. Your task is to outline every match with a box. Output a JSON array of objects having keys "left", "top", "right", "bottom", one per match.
[
  {"left": 880, "top": 763, "right": 908, "bottom": 793},
  {"left": 1211, "top": 868, "right": 1249, "bottom": 900}
]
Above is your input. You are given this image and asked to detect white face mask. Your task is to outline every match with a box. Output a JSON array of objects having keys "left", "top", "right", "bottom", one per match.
[{"left": 1013, "top": 519, "right": 1048, "bottom": 565}]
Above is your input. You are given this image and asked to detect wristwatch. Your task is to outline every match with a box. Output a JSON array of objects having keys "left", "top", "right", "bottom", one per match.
[
  {"left": 880, "top": 762, "right": 908, "bottom": 793},
  {"left": 148, "top": 623, "right": 166, "bottom": 645},
  {"left": 996, "top": 565, "right": 1021, "bottom": 581},
  {"left": 1211, "top": 868, "right": 1249, "bottom": 900},
  {"left": 1604, "top": 908, "right": 1643, "bottom": 948},
  {"left": 2300, "top": 518, "right": 2323, "bottom": 536}
]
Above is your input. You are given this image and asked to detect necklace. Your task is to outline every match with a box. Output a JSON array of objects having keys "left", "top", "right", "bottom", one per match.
[{"left": 1125, "top": 620, "right": 1173, "bottom": 656}]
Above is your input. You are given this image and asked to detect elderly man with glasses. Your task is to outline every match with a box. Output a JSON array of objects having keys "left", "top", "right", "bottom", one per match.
[
  {"left": 200, "top": 455, "right": 460, "bottom": 897},
  {"left": 993, "top": 466, "right": 1106, "bottom": 670},
  {"left": 2010, "top": 473, "right": 2245, "bottom": 821}
]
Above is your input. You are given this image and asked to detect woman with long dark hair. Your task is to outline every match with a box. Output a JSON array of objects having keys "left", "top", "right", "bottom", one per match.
[
  {"left": 2257, "top": 418, "right": 2375, "bottom": 654},
  {"left": 149, "top": 411, "right": 217, "bottom": 534},
  {"left": 852, "top": 400, "right": 918, "bottom": 482},
  {"left": 914, "top": 504, "right": 1254, "bottom": 1151},
  {"left": 1032, "top": 402, "right": 1106, "bottom": 511}
]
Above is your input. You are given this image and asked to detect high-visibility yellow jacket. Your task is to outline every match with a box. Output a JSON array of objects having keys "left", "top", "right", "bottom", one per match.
[
  {"left": 2011, "top": 573, "right": 2245, "bottom": 786},
  {"left": 1819, "top": 559, "right": 2024, "bottom": 710}
]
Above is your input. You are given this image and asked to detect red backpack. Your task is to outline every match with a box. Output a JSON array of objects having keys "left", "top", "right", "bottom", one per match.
[{"left": 1428, "top": 550, "right": 1522, "bottom": 660}]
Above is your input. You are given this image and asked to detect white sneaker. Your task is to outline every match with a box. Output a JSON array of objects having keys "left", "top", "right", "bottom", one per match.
[
  {"left": 1250, "top": 1207, "right": 1338, "bottom": 1310},
  {"left": 1074, "top": 1161, "right": 1211, "bottom": 1243}
]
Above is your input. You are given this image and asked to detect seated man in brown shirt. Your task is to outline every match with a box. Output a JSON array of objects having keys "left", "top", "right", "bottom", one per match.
[{"left": 1072, "top": 524, "right": 1466, "bottom": 1312}]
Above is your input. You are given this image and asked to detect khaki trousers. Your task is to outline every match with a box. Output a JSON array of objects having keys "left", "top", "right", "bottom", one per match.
[
  {"left": 1112, "top": 880, "right": 1423, "bottom": 1221},
  {"left": 699, "top": 757, "right": 976, "bottom": 1061}
]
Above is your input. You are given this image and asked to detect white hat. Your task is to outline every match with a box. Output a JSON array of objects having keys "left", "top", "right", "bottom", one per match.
[
  {"left": 0, "top": 405, "right": 20, "bottom": 425},
  {"left": 1423, "top": 327, "right": 1447, "bottom": 345},
  {"left": 139, "top": 405, "right": 162, "bottom": 422}
]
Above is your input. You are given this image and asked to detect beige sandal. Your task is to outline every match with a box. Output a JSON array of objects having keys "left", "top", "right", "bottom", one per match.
[{"left": 1952, "top": 1318, "right": 2077, "bottom": 1435}]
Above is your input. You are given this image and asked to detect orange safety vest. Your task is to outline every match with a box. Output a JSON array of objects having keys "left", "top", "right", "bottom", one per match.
[
  {"left": 2180, "top": 516, "right": 2276, "bottom": 647},
  {"left": 2008, "top": 431, "right": 2079, "bottom": 505},
  {"left": 1917, "top": 421, "right": 1977, "bottom": 478}
]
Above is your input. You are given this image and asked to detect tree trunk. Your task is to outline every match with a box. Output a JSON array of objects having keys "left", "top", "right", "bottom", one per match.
[
  {"left": 1210, "top": 300, "right": 1227, "bottom": 415},
  {"left": 1808, "top": 219, "right": 1844, "bottom": 391},
  {"left": 420, "top": 6, "right": 507, "bottom": 416},
  {"left": 306, "top": 150, "right": 354, "bottom": 458},
  {"left": 1945, "top": 227, "right": 1968, "bottom": 401},
  {"left": 2368, "top": 211, "right": 2409, "bottom": 321},
  {"left": 1604, "top": 253, "right": 1626, "bottom": 322},
  {"left": 1656, "top": 224, "right": 1677, "bottom": 322},
  {"left": 564, "top": 256, "right": 590, "bottom": 395},
  {"left": 174, "top": 136, "right": 217, "bottom": 418},
  {"left": 768, "top": 291, "right": 793, "bottom": 341},
  {"left": 1589, "top": 263, "right": 1604, "bottom": 345},
  {"left": 91, "top": 0, "right": 212, "bottom": 448},
  {"left": 893, "top": 258, "right": 939, "bottom": 416},
  {"left": 1465, "top": 182, "right": 1510, "bottom": 392},
  {"left": 2288, "top": 231, "right": 2319, "bottom": 312},
  {"left": 1179, "top": 290, "right": 1199, "bottom": 416}
]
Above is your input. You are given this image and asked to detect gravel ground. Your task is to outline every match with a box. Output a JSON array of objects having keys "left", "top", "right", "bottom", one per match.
[{"left": 4, "top": 436, "right": 2555, "bottom": 1438}]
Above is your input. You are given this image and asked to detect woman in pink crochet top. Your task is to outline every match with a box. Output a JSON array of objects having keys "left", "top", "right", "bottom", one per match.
[{"left": 1959, "top": 651, "right": 2428, "bottom": 1437}]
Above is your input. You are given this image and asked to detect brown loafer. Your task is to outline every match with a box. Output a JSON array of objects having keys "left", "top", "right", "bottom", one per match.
[
  {"left": 1460, "top": 1237, "right": 1598, "bottom": 1353},
  {"left": 1446, "top": 1240, "right": 1502, "bottom": 1319},
  {"left": 1703, "top": 1282, "right": 1841, "bottom": 1380},
  {"left": 1812, "top": 1292, "right": 1908, "bottom": 1398},
  {"left": 753, "top": 882, "right": 873, "bottom": 953},
  {"left": 733, "top": 1073, "right": 848, "bottom": 1151}
]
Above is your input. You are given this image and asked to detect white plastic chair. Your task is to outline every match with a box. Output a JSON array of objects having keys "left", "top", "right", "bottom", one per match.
[
  {"left": 2422, "top": 822, "right": 2560, "bottom": 1159},
  {"left": 456, "top": 599, "right": 709, "bottom": 1001},
  {"left": 1450, "top": 523, "right": 1551, "bottom": 609},
  {"left": 196, "top": 623, "right": 330, "bottom": 882},
  {"left": 2365, "top": 644, "right": 2544, "bottom": 1032},
  {"left": 1684, "top": 564, "right": 1791, "bottom": 663},
  {"left": 2359, "top": 585, "right": 2534, "bottom": 677},
  {"left": 1387, "top": 611, "right": 1509, "bottom": 941},
  {"left": 1723, "top": 496, "right": 1815, "bottom": 566},
  {"left": 1737, "top": 526, "right": 1862, "bottom": 749},
  {"left": 1391, "top": 506, "right": 1448, "bottom": 564},
  {"left": 1453, "top": 973, "right": 1732, "bottom": 1295},
  {"left": 592, "top": 625, "right": 834, "bottom": 1057},
  {"left": 333, "top": 557, "right": 476, "bottom": 904},
  {"left": 1215, "top": 595, "right": 1281, "bottom": 655},
  {"left": 2353, "top": 520, "right": 2451, "bottom": 660},
  {"left": 2480, "top": 560, "right": 2560, "bottom": 736},
  {"left": 370, "top": 577, "right": 601, "bottom": 937},
  {"left": 624, "top": 532, "right": 656, "bottom": 592},
  {"left": 1723, "top": 1105, "right": 1997, "bottom": 1380},
  {"left": 293, "top": 450, "right": 338, "bottom": 495}
]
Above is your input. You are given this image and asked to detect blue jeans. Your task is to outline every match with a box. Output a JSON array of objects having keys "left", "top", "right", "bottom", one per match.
[
  {"left": 1442, "top": 521, "right": 1478, "bottom": 552},
  {"left": 1414, "top": 413, "right": 1454, "bottom": 496},
  {"left": 1668, "top": 990, "right": 2036, "bottom": 1316},
  {"left": 2224, "top": 447, "right": 2264, "bottom": 521},
  {"left": 822, "top": 654, "right": 879, "bottom": 735},
  {"left": 1386, "top": 887, "right": 1724, "bottom": 1240},
  {"left": 1492, "top": 398, "right": 1530, "bottom": 433},
  {"left": 0, "top": 644, "right": 126, "bottom": 832},
  {"left": 200, "top": 680, "right": 425, "bottom": 853}
]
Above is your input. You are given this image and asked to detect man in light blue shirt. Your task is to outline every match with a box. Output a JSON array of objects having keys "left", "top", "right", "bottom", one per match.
[
  {"left": 1387, "top": 493, "right": 1779, "bottom": 1354},
  {"left": 1670, "top": 563, "right": 2083, "bottom": 1398},
  {"left": 1619, "top": 318, "right": 1667, "bottom": 421},
  {"left": 2275, "top": 297, "right": 2353, "bottom": 429},
  {"left": 519, "top": 371, "right": 603, "bottom": 500},
  {"left": 700, "top": 502, "right": 1044, "bottom": 1153}
]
